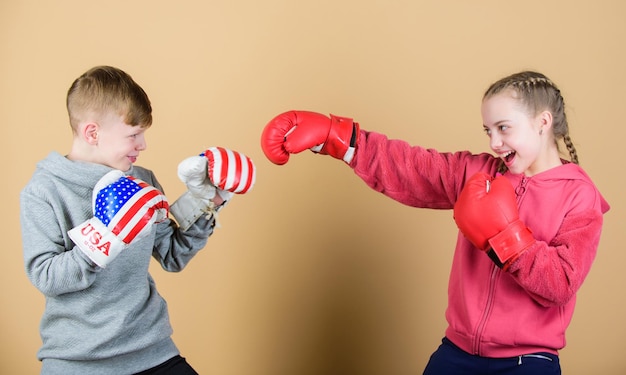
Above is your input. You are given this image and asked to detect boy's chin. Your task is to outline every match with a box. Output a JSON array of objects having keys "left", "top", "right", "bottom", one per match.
[{"left": 107, "top": 161, "right": 132, "bottom": 172}]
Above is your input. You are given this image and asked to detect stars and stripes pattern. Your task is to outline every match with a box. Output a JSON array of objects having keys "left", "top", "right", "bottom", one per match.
[
  {"left": 202, "top": 147, "right": 256, "bottom": 194},
  {"left": 94, "top": 175, "right": 169, "bottom": 244}
]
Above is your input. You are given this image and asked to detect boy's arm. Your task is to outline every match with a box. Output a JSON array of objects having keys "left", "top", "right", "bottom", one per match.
[
  {"left": 149, "top": 148, "right": 256, "bottom": 271},
  {"left": 151, "top": 216, "right": 215, "bottom": 271},
  {"left": 22, "top": 171, "right": 169, "bottom": 294},
  {"left": 21, "top": 190, "right": 100, "bottom": 296}
]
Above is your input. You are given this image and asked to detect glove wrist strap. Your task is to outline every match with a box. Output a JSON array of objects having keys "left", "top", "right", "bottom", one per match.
[
  {"left": 487, "top": 220, "right": 535, "bottom": 270},
  {"left": 68, "top": 218, "right": 126, "bottom": 268},
  {"left": 170, "top": 191, "right": 223, "bottom": 231},
  {"left": 322, "top": 114, "right": 360, "bottom": 163}
]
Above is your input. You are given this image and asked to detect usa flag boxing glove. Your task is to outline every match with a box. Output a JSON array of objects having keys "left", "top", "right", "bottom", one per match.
[
  {"left": 170, "top": 147, "right": 256, "bottom": 231},
  {"left": 68, "top": 170, "right": 169, "bottom": 268}
]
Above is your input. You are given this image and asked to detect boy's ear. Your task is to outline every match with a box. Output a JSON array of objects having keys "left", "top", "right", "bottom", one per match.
[{"left": 83, "top": 123, "right": 99, "bottom": 145}]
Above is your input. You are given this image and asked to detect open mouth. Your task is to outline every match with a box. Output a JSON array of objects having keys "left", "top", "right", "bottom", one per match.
[{"left": 502, "top": 151, "right": 516, "bottom": 164}]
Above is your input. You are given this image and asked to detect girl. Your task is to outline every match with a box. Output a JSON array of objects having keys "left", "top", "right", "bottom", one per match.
[{"left": 260, "top": 71, "right": 610, "bottom": 374}]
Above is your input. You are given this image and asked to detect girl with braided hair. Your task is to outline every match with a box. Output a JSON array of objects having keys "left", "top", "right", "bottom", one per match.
[
  {"left": 486, "top": 72, "right": 580, "bottom": 174},
  {"left": 261, "top": 70, "right": 610, "bottom": 374}
]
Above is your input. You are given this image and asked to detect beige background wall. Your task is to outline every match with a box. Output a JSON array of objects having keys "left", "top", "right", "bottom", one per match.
[{"left": 2, "top": 1, "right": 624, "bottom": 374}]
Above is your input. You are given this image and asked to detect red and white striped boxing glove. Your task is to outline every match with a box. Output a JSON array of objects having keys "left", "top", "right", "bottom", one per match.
[
  {"left": 68, "top": 170, "right": 169, "bottom": 268},
  {"left": 170, "top": 147, "right": 256, "bottom": 230}
]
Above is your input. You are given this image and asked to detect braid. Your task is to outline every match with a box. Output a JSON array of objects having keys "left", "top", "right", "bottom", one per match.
[
  {"left": 563, "top": 135, "right": 579, "bottom": 165},
  {"left": 484, "top": 71, "right": 579, "bottom": 165}
]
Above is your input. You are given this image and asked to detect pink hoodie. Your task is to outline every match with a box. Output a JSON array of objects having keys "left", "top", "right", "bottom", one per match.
[{"left": 350, "top": 130, "right": 610, "bottom": 357}]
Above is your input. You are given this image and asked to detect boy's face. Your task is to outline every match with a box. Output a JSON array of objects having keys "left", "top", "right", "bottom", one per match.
[{"left": 95, "top": 113, "right": 148, "bottom": 171}]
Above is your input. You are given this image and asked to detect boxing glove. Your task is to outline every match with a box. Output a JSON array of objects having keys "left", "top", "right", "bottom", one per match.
[
  {"left": 261, "top": 110, "right": 359, "bottom": 165},
  {"left": 68, "top": 170, "right": 169, "bottom": 268},
  {"left": 453, "top": 172, "right": 535, "bottom": 269},
  {"left": 170, "top": 147, "right": 256, "bottom": 231}
]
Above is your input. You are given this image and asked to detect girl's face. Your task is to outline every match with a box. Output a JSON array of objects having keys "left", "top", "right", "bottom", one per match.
[
  {"left": 481, "top": 91, "right": 558, "bottom": 176},
  {"left": 95, "top": 113, "right": 148, "bottom": 171}
]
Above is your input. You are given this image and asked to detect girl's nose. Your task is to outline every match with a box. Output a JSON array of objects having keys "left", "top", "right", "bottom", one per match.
[{"left": 489, "top": 133, "right": 502, "bottom": 150}]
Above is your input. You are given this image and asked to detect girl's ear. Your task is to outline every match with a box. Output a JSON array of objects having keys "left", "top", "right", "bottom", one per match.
[
  {"left": 538, "top": 110, "right": 553, "bottom": 134},
  {"left": 83, "top": 122, "right": 99, "bottom": 145}
]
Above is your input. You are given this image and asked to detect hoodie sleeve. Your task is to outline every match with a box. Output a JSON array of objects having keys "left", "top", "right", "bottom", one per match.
[
  {"left": 21, "top": 185, "right": 101, "bottom": 296},
  {"left": 131, "top": 167, "right": 215, "bottom": 272},
  {"left": 508, "top": 206, "right": 605, "bottom": 307},
  {"left": 350, "top": 130, "right": 498, "bottom": 209}
]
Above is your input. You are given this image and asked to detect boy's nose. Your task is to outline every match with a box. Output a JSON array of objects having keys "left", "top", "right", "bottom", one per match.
[{"left": 136, "top": 135, "right": 147, "bottom": 150}]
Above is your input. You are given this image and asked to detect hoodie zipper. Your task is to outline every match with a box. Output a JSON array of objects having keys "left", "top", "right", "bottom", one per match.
[
  {"left": 472, "top": 264, "right": 499, "bottom": 355},
  {"left": 472, "top": 175, "right": 528, "bottom": 355},
  {"left": 515, "top": 176, "right": 529, "bottom": 199}
]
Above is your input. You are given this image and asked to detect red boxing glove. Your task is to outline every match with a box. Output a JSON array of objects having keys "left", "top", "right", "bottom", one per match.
[
  {"left": 260, "top": 110, "right": 359, "bottom": 165},
  {"left": 453, "top": 172, "right": 535, "bottom": 269}
]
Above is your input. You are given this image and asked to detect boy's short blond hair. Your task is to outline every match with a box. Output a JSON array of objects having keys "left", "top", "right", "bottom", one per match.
[{"left": 66, "top": 66, "right": 152, "bottom": 133}]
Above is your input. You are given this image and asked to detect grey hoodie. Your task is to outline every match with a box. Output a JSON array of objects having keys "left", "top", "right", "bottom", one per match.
[{"left": 20, "top": 151, "right": 214, "bottom": 374}]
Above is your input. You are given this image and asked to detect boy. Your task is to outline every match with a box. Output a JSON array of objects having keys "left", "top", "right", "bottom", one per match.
[{"left": 20, "top": 66, "right": 255, "bottom": 374}]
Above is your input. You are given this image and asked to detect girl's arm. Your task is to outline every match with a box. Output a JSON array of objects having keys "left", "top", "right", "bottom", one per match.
[
  {"left": 508, "top": 207, "right": 604, "bottom": 307},
  {"left": 351, "top": 130, "right": 498, "bottom": 209}
]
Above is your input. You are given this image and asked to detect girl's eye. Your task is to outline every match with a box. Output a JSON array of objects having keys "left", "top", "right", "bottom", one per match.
[
  {"left": 483, "top": 128, "right": 491, "bottom": 135},
  {"left": 498, "top": 125, "right": 508, "bottom": 132}
]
